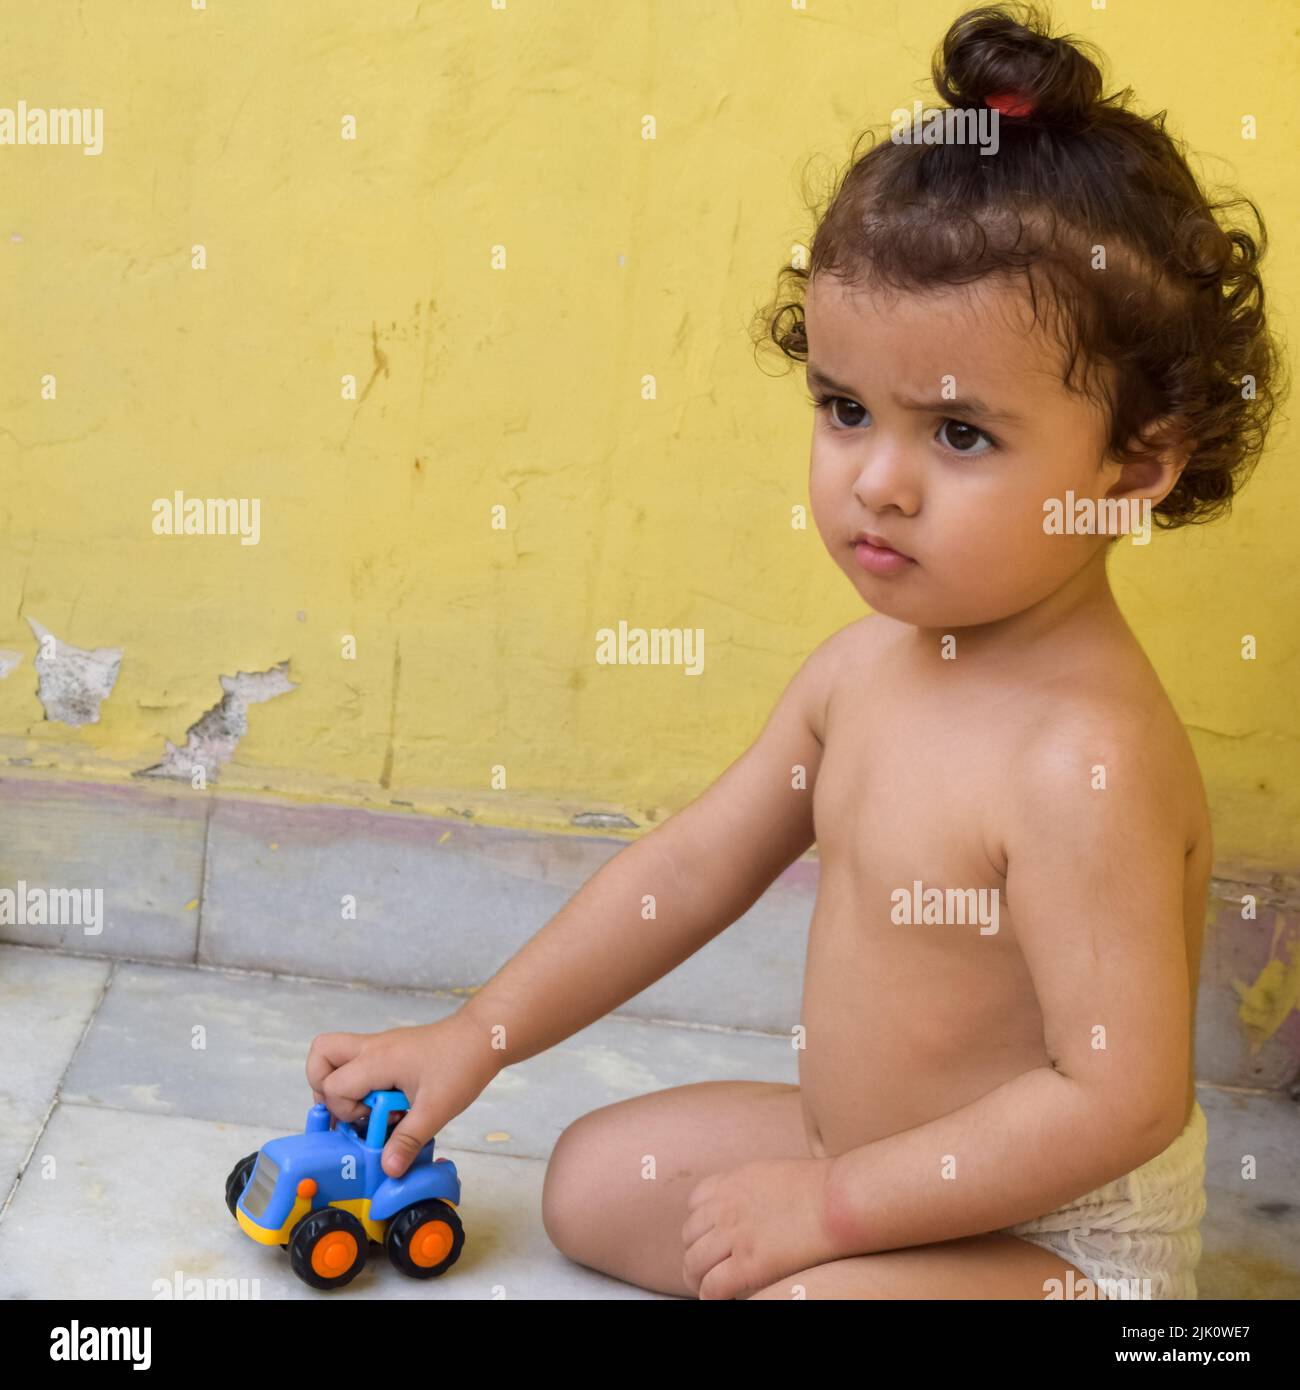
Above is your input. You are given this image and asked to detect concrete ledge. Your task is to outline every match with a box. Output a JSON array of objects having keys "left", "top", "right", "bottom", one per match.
[
  {"left": 0, "top": 776, "right": 207, "bottom": 961},
  {"left": 194, "top": 791, "right": 810, "bottom": 1031}
]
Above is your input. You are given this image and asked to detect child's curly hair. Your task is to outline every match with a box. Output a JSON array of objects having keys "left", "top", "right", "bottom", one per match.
[{"left": 755, "top": 2, "right": 1286, "bottom": 528}]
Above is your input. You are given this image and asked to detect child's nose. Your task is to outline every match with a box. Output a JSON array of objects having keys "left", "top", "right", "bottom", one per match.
[{"left": 850, "top": 440, "right": 921, "bottom": 515}]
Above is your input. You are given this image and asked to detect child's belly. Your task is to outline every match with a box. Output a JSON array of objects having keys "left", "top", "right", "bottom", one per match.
[{"left": 795, "top": 864, "right": 1053, "bottom": 1159}]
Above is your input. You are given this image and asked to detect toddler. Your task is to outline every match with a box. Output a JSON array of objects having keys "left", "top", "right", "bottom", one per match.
[{"left": 307, "top": 3, "right": 1281, "bottom": 1300}]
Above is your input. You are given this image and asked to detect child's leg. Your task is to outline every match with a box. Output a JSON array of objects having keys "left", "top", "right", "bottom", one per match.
[
  {"left": 746, "top": 1233, "right": 1101, "bottom": 1300},
  {"left": 542, "top": 1079, "right": 1099, "bottom": 1300},
  {"left": 542, "top": 1080, "right": 810, "bottom": 1297}
]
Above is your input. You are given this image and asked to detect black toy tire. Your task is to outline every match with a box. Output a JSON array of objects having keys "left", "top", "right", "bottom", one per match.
[
  {"left": 288, "top": 1208, "right": 369, "bottom": 1290},
  {"left": 224, "top": 1152, "right": 259, "bottom": 1219},
  {"left": 385, "top": 1199, "right": 464, "bottom": 1279}
]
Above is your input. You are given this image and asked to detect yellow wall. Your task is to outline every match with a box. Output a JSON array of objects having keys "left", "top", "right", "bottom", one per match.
[{"left": 2, "top": 1, "right": 1296, "bottom": 871}]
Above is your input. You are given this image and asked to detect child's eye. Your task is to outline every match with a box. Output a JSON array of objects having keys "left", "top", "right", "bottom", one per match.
[
  {"left": 809, "top": 394, "right": 998, "bottom": 454},
  {"left": 937, "top": 418, "right": 996, "bottom": 455},
  {"left": 808, "top": 393, "right": 870, "bottom": 429}
]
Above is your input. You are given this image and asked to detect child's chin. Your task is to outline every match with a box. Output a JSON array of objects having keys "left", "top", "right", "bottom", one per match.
[
  {"left": 838, "top": 550, "right": 1025, "bottom": 629},
  {"left": 844, "top": 570, "right": 927, "bottom": 623},
  {"left": 850, "top": 587, "right": 924, "bottom": 625},
  {"left": 849, "top": 577, "right": 1001, "bottom": 630}
]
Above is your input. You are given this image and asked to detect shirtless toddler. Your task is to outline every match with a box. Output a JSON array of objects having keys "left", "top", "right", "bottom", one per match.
[{"left": 306, "top": 4, "right": 1280, "bottom": 1300}]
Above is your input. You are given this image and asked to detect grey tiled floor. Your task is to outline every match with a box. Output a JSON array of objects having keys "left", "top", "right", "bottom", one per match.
[{"left": 1, "top": 944, "right": 1296, "bottom": 1299}]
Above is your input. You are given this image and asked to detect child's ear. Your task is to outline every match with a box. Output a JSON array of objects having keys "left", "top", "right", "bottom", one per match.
[{"left": 1103, "top": 414, "right": 1195, "bottom": 509}]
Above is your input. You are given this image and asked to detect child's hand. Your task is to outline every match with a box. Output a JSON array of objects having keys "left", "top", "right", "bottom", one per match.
[
  {"left": 306, "top": 1015, "right": 500, "bottom": 1177},
  {"left": 681, "top": 1157, "right": 842, "bottom": 1299}
]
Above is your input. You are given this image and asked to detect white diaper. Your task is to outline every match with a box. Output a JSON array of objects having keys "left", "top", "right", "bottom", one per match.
[{"left": 1002, "top": 1101, "right": 1208, "bottom": 1300}]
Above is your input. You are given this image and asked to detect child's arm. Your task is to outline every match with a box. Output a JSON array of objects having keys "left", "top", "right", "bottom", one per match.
[
  {"left": 309, "top": 629, "right": 842, "bottom": 1175},
  {"left": 820, "top": 713, "right": 1193, "bottom": 1256},
  {"left": 453, "top": 631, "right": 838, "bottom": 1070}
]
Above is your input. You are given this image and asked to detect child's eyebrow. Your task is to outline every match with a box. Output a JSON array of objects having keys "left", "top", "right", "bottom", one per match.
[{"left": 805, "top": 364, "right": 1025, "bottom": 425}]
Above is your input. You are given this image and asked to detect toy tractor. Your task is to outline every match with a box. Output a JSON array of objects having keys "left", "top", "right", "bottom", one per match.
[{"left": 225, "top": 1089, "right": 463, "bottom": 1290}]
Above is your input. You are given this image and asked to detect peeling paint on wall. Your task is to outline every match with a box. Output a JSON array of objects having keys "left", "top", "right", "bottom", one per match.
[
  {"left": 571, "top": 811, "right": 639, "bottom": 830},
  {"left": 1233, "top": 920, "right": 1300, "bottom": 1052},
  {"left": 0, "top": 650, "right": 22, "bottom": 679},
  {"left": 26, "top": 617, "right": 122, "bottom": 725},
  {"left": 136, "top": 662, "right": 297, "bottom": 783}
]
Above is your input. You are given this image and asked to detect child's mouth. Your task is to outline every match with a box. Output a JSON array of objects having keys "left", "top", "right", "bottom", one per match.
[{"left": 852, "top": 535, "right": 916, "bottom": 575}]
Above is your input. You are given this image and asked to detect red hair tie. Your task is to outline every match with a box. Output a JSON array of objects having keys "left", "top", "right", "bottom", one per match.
[{"left": 986, "top": 91, "right": 1035, "bottom": 118}]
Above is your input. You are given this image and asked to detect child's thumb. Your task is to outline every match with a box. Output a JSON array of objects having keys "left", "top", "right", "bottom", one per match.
[{"left": 381, "top": 1101, "right": 440, "bottom": 1177}]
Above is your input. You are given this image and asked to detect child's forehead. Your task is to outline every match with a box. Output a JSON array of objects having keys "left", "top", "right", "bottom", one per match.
[
  {"left": 809, "top": 272, "right": 1034, "bottom": 342},
  {"left": 806, "top": 273, "right": 1062, "bottom": 382}
]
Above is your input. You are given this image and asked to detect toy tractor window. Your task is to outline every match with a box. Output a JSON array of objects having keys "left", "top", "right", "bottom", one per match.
[{"left": 243, "top": 1154, "right": 279, "bottom": 1220}]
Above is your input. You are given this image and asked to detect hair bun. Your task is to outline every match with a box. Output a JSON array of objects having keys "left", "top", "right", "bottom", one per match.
[{"left": 931, "top": 3, "right": 1105, "bottom": 129}]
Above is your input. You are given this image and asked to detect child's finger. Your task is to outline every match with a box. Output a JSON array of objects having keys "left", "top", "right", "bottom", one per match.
[
  {"left": 318, "top": 1053, "right": 389, "bottom": 1122},
  {"left": 304, "top": 1030, "right": 364, "bottom": 1095}
]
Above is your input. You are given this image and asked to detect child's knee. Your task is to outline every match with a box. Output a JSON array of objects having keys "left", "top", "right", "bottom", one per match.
[{"left": 540, "top": 1111, "right": 619, "bottom": 1258}]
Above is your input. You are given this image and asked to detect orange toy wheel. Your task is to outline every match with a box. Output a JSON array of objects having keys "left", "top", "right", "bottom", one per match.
[
  {"left": 311, "top": 1229, "right": 358, "bottom": 1278},
  {"left": 386, "top": 1199, "right": 465, "bottom": 1279},
  {"left": 288, "top": 1208, "right": 368, "bottom": 1291},
  {"left": 409, "top": 1218, "right": 455, "bottom": 1267}
]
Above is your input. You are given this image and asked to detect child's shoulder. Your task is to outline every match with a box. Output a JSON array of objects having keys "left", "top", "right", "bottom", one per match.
[
  {"left": 787, "top": 615, "right": 891, "bottom": 744},
  {"left": 1009, "top": 647, "right": 1210, "bottom": 851},
  {"left": 796, "top": 613, "right": 893, "bottom": 699},
  {"left": 1026, "top": 636, "right": 1188, "bottom": 755},
  {"left": 804, "top": 611, "right": 898, "bottom": 671}
]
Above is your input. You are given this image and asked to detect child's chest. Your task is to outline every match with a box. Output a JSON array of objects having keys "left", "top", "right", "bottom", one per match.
[
  {"left": 800, "top": 693, "right": 1053, "bottom": 1150},
  {"left": 811, "top": 689, "right": 1019, "bottom": 912},
  {"left": 798, "top": 688, "right": 1053, "bottom": 1148}
]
